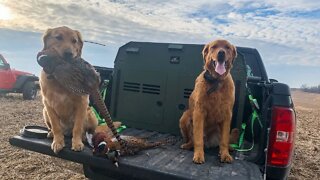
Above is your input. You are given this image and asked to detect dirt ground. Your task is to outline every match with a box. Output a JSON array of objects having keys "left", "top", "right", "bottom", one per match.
[
  {"left": 0, "top": 94, "right": 85, "bottom": 180},
  {"left": 289, "top": 90, "right": 320, "bottom": 180},
  {"left": 0, "top": 90, "right": 319, "bottom": 179}
]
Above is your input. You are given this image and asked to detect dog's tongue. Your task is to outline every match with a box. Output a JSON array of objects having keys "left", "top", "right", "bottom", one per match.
[{"left": 215, "top": 62, "right": 226, "bottom": 75}]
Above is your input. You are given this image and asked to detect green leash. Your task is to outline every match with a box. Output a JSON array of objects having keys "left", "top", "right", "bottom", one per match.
[
  {"left": 230, "top": 89, "right": 262, "bottom": 152},
  {"left": 116, "top": 125, "right": 127, "bottom": 133}
]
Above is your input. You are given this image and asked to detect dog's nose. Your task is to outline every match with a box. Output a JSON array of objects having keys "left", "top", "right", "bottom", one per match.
[
  {"left": 63, "top": 51, "right": 73, "bottom": 59},
  {"left": 217, "top": 50, "right": 225, "bottom": 63}
]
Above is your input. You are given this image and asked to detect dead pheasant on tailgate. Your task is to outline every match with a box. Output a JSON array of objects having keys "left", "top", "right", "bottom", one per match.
[{"left": 91, "top": 131, "right": 178, "bottom": 167}]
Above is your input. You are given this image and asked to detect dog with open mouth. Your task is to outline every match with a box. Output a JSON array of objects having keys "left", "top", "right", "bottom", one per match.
[{"left": 179, "top": 39, "right": 238, "bottom": 164}]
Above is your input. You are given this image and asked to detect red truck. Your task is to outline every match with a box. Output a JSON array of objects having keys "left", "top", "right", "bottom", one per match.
[{"left": 0, "top": 54, "right": 38, "bottom": 100}]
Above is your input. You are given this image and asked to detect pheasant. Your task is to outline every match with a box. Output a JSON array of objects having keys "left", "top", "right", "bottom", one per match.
[{"left": 92, "top": 131, "right": 177, "bottom": 167}]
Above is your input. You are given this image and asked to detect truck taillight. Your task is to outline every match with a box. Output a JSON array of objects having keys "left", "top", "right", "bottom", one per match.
[{"left": 267, "top": 106, "right": 295, "bottom": 167}]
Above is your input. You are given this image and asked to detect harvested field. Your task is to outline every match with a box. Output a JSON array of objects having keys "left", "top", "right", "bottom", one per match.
[{"left": 0, "top": 94, "right": 85, "bottom": 180}]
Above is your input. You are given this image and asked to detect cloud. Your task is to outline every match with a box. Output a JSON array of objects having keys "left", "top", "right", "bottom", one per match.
[
  {"left": 266, "top": 0, "right": 320, "bottom": 12},
  {"left": 0, "top": 0, "right": 319, "bottom": 66}
]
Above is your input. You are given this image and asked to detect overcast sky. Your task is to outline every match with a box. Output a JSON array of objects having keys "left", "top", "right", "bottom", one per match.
[{"left": 0, "top": 0, "right": 319, "bottom": 88}]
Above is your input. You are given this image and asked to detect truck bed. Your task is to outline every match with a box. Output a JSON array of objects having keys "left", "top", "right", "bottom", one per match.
[{"left": 9, "top": 127, "right": 262, "bottom": 180}]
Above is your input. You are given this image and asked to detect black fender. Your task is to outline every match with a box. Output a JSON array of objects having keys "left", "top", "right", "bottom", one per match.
[{"left": 13, "top": 75, "right": 39, "bottom": 91}]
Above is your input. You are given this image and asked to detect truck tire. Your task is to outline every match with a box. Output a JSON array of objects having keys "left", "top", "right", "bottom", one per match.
[{"left": 22, "top": 81, "right": 37, "bottom": 100}]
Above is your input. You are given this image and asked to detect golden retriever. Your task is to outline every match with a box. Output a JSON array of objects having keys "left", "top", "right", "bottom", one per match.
[
  {"left": 179, "top": 39, "right": 237, "bottom": 164},
  {"left": 39, "top": 26, "right": 98, "bottom": 153}
]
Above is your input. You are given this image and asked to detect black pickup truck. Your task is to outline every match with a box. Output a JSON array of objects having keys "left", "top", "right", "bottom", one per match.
[{"left": 9, "top": 42, "right": 296, "bottom": 180}]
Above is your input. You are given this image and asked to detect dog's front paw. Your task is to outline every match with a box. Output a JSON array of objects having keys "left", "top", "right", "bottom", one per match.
[
  {"left": 72, "top": 139, "right": 84, "bottom": 152},
  {"left": 220, "top": 152, "right": 233, "bottom": 163},
  {"left": 193, "top": 151, "right": 205, "bottom": 164},
  {"left": 51, "top": 138, "right": 65, "bottom": 154}
]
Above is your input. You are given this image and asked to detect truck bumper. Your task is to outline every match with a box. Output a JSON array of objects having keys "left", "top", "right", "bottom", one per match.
[{"left": 266, "top": 165, "right": 291, "bottom": 180}]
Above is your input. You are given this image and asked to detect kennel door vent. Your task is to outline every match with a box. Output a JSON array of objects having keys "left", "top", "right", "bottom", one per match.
[
  {"left": 123, "top": 81, "right": 140, "bottom": 93},
  {"left": 183, "top": 88, "right": 193, "bottom": 98},
  {"left": 142, "top": 84, "right": 161, "bottom": 95}
]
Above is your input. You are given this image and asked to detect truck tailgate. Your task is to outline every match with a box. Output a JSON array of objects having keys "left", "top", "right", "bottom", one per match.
[{"left": 9, "top": 128, "right": 262, "bottom": 180}]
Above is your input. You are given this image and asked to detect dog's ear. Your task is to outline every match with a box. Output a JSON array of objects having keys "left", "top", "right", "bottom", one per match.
[
  {"left": 202, "top": 44, "right": 210, "bottom": 63},
  {"left": 75, "top": 30, "right": 83, "bottom": 57},
  {"left": 42, "top": 28, "right": 52, "bottom": 50},
  {"left": 231, "top": 45, "right": 237, "bottom": 64}
]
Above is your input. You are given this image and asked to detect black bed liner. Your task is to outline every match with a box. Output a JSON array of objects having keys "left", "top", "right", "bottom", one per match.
[{"left": 9, "top": 127, "right": 262, "bottom": 180}]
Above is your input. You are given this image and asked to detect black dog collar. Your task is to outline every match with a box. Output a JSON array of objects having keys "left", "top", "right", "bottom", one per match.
[{"left": 203, "top": 70, "right": 220, "bottom": 95}]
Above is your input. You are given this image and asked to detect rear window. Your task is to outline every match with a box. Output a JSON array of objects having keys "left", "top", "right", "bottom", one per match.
[{"left": 243, "top": 53, "right": 262, "bottom": 77}]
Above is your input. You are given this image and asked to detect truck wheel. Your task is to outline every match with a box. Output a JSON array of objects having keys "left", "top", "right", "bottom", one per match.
[{"left": 23, "top": 81, "right": 37, "bottom": 100}]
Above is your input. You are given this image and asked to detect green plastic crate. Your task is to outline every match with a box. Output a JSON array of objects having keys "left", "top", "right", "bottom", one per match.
[{"left": 110, "top": 42, "right": 247, "bottom": 135}]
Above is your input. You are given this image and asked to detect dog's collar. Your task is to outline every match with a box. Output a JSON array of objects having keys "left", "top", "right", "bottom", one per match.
[{"left": 203, "top": 70, "right": 221, "bottom": 95}]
